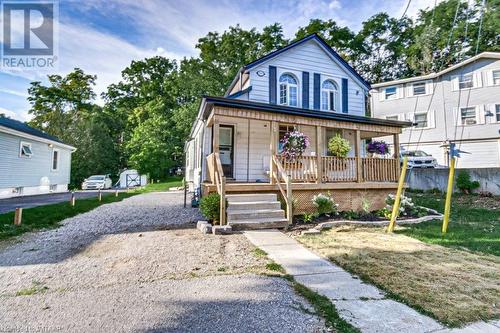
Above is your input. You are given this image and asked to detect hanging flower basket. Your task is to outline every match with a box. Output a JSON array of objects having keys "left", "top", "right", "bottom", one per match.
[
  {"left": 280, "top": 130, "right": 310, "bottom": 161},
  {"left": 327, "top": 134, "right": 351, "bottom": 170},
  {"left": 367, "top": 140, "right": 390, "bottom": 156}
]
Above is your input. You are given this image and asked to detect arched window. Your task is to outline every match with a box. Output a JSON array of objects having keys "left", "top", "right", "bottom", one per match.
[
  {"left": 321, "top": 80, "right": 339, "bottom": 111},
  {"left": 279, "top": 73, "right": 298, "bottom": 107}
]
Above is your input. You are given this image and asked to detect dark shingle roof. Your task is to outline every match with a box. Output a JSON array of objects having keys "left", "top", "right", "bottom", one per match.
[{"left": 0, "top": 116, "right": 67, "bottom": 144}]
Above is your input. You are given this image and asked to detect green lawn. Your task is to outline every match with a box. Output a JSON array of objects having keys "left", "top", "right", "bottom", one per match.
[
  {"left": 398, "top": 192, "right": 499, "bottom": 256},
  {"left": 0, "top": 176, "right": 184, "bottom": 241}
]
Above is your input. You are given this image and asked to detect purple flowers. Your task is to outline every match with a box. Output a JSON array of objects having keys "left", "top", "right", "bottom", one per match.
[
  {"left": 367, "top": 140, "right": 390, "bottom": 155},
  {"left": 280, "top": 130, "right": 310, "bottom": 160}
]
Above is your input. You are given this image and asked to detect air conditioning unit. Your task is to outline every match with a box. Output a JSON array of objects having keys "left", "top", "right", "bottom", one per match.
[{"left": 465, "top": 118, "right": 476, "bottom": 125}]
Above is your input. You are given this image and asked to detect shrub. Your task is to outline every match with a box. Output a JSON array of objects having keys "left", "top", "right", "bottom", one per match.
[
  {"left": 384, "top": 193, "right": 427, "bottom": 218},
  {"left": 327, "top": 134, "right": 350, "bottom": 158},
  {"left": 456, "top": 170, "right": 480, "bottom": 194},
  {"left": 361, "top": 196, "right": 372, "bottom": 214},
  {"left": 312, "top": 193, "right": 338, "bottom": 215},
  {"left": 302, "top": 213, "right": 316, "bottom": 224},
  {"left": 341, "top": 210, "right": 359, "bottom": 220},
  {"left": 199, "top": 193, "right": 220, "bottom": 222}
]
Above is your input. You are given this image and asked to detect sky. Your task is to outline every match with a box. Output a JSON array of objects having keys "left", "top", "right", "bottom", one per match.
[{"left": 0, "top": 0, "right": 439, "bottom": 121}]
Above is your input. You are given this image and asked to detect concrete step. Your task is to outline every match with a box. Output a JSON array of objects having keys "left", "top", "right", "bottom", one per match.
[
  {"left": 226, "top": 193, "right": 277, "bottom": 203},
  {"left": 229, "top": 218, "right": 288, "bottom": 230},
  {"left": 227, "top": 209, "right": 285, "bottom": 221},
  {"left": 227, "top": 201, "right": 281, "bottom": 211}
]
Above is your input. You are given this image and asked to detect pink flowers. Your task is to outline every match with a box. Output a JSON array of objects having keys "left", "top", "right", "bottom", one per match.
[{"left": 280, "top": 130, "right": 310, "bottom": 160}]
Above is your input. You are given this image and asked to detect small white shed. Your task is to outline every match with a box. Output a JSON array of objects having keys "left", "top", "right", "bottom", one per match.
[{"left": 119, "top": 169, "right": 147, "bottom": 188}]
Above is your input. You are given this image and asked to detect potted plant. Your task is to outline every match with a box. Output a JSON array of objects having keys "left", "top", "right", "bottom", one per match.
[
  {"left": 367, "top": 140, "right": 390, "bottom": 156},
  {"left": 280, "top": 130, "right": 309, "bottom": 166},
  {"left": 328, "top": 134, "right": 351, "bottom": 171}
]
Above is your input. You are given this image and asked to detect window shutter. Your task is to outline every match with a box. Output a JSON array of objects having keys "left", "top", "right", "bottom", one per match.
[
  {"left": 313, "top": 73, "right": 320, "bottom": 109},
  {"left": 452, "top": 107, "right": 459, "bottom": 125},
  {"left": 473, "top": 72, "right": 483, "bottom": 88},
  {"left": 451, "top": 76, "right": 459, "bottom": 91},
  {"left": 486, "top": 71, "right": 494, "bottom": 86},
  {"left": 342, "top": 78, "right": 348, "bottom": 113},
  {"left": 302, "top": 72, "right": 309, "bottom": 108},
  {"left": 428, "top": 110, "right": 436, "bottom": 128},
  {"left": 379, "top": 89, "right": 385, "bottom": 101},
  {"left": 426, "top": 80, "right": 434, "bottom": 94},
  {"left": 477, "top": 105, "right": 486, "bottom": 124},
  {"left": 396, "top": 85, "right": 404, "bottom": 99},
  {"left": 407, "top": 84, "right": 413, "bottom": 97},
  {"left": 269, "top": 66, "right": 277, "bottom": 104}
]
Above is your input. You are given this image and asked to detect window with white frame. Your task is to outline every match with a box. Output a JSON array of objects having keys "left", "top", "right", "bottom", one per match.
[
  {"left": 496, "top": 104, "right": 500, "bottom": 122},
  {"left": 278, "top": 124, "right": 296, "bottom": 152},
  {"left": 52, "top": 149, "right": 59, "bottom": 171},
  {"left": 321, "top": 80, "right": 339, "bottom": 111},
  {"left": 384, "top": 86, "right": 397, "bottom": 100},
  {"left": 279, "top": 73, "right": 298, "bottom": 107},
  {"left": 458, "top": 73, "right": 474, "bottom": 89},
  {"left": 412, "top": 82, "right": 426, "bottom": 95},
  {"left": 20, "top": 142, "right": 33, "bottom": 158},
  {"left": 386, "top": 115, "right": 399, "bottom": 121},
  {"left": 460, "top": 107, "right": 477, "bottom": 125},
  {"left": 414, "top": 113, "right": 428, "bottom": 128},
  {"left": 493, "top": 70, "right": 500, "bottom": 85}
]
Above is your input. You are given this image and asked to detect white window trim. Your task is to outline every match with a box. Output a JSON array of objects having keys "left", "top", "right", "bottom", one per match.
[
  {"left": 452, "top": 72, "right": 483, "bottom": 91},
  {"left": 320, "top": 79, "right": 340, "bottom": 112},
  {"left": 492, "top": 104, "right": 500, "bottom": 123},
  {"left": 51, "top": 148, "right": 60, "bottom": 171},
  {"left": 407, "top": 80, "right": 433, "bottom": 97},
  {"left": 383, "top": 86, "right": 398, "bottom": 100},
  {"left": 19, "top": 141, "right": 33, "bottom": 158},
  {"left": 487, "top": 69, "right": 500, "bottom": 86},
  {"left": 277, "top": 70, "right": 301, "bottom": 108},
  {"left": 456, "top": 105, "right": 484, "bottom": 126},
  {"left": 406, "top": 110, "right": 435, "bottom": 130}
]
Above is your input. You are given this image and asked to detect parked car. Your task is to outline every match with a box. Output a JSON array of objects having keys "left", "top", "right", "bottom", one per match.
[
  {"left": 81, "top": 175, "right": 113, "bottom": 190},
  {"left": 400, "top": 150, "right": 437, "bottom": 168}
]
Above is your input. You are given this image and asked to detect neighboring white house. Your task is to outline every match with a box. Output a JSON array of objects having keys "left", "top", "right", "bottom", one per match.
[
  {"left": 0, "top": 116, "right": 76, "bottom": 198},
  {"left": 370, "top": 52, "right": 500, "bottom": 168}
]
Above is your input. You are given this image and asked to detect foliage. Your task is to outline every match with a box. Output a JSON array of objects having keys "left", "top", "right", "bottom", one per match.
[
  {"left": 456, "top": 170, "right": 480, "bottom": 194},
  {"left": 385, "top": 193, "right": 427, "bottom": 218},
  {"left": 312, "top": 193, "right": 338, "bottom": 215},
  {"left": 361, "top": 196, "right": 372, "bottom": 214},
  {"left": 199, "top": 193, "right": 221, "bottom": 222},
  {"left": 366, "top": 140, "right": 390, "bottom": 155},
  {"left": 302, "top": 213, "right": 316, "bottom": 224},
  {"left": 280, "top": 130, "right": 310, "bottom": 160},
  {"left": 327, "top": 134, "right": 350, "bottom": 158},
  {"left": 341, "top": 210, "right": 359, "bottom": 220}
]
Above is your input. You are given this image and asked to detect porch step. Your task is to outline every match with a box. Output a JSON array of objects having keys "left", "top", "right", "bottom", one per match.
[
  {"left": 227, "top": 209, "right": 285, "bottom": 221},
  {"left": 228, "top": 218, "right": 288, "bottom": 231},
  {"left": 227, "top": 201, "right": 281, "bottom": 211},
  {"left": 226, "top": 193, "right": 277, "bottom": 203}
]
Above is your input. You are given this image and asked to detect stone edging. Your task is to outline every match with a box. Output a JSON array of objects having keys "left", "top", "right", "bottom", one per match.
[{"left": 306, "top": 207, "right": 443, "bottom": 233}]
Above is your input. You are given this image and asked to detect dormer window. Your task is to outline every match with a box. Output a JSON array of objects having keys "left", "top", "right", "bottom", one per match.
[
  {"left": 321, "top": 80, "right": 339, "bottom": 111},
  {"left": 279, "top": 73, "right": 298, "bottom": 107}
]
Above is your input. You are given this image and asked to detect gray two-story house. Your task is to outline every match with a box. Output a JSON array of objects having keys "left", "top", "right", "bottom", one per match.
[
  {"left": 371, "top": 52, "right": 500, "bottom": 168},
  {"left": 0, "top": 116, "right": 75, "bottom": 198}
]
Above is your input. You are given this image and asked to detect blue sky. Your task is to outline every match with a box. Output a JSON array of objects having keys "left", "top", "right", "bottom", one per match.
[{"left": 0, "top": 0, "right": 438, "bottom": 121}]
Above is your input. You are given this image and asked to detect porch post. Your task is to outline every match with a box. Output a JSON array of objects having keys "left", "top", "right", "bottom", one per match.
[
  {"left": 355, "top": 129, "right": 362, "bottom": 183},
  {"left": 270, "top": 121, "right": 277, "bottom": 184},
  {"left": 213, "top": 119, "right": 220, "bottom": 184},
  {"left": 393, "top": 133, "right": 401, "bottom": 178},
  {"left": 316, "top": 126, "right": 322, "bottom": 183}
]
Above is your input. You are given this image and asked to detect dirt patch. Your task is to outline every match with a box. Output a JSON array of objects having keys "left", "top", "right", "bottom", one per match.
[{"left": 295, "top": 226, "right": 500, "bottom": 327}]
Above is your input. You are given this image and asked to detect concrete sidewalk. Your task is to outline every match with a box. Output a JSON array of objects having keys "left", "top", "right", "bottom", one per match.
[{"left": 244, "top": 230, "right": 499, "bottom": 333}]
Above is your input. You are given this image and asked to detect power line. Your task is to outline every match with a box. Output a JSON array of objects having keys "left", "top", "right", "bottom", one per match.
[{"left": 401, "top": 0, "right": 412, "bottom": 19}]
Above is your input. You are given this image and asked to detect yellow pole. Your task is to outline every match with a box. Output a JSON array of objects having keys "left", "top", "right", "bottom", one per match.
[
  {"left": 442, "top": 157, "right": 456, "bottom": 234},
  {"left": 387, "top": 157, "right": 408, "bottom": 233}
]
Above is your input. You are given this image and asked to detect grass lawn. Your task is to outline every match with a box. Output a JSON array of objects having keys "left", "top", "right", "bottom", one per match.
[
  {"left": 0, "top": 177, "right": 184, "bottom": 241},
  {"left": 297, "top": 227, "right": 500, "bottom": 327},
  {"left": 399, "top": 192, "right": 499, "bottom": 256}
]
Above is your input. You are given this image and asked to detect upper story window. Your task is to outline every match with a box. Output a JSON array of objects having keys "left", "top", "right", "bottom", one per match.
[
  {"left": 279, "top": 73, "right": 298, "bottom": 107},
  {"left": 384, "top": 86, "right": 397, "bottom": 100},
  {"left": 458, "top": 73, "right": 473, "bottom": 89},
  {"left": 414, "top": 113, "right": 428, "bottom": 128},
  {"left": 20, "top": 142, "right": 33, "bottom": 158},
  {"left": 492, "top": 70, "right": 500, "bottom": 85},
  {"left": 412, "top": 82, "right": 426, "bottom": 95},
  {"left": 460, "top": 107, "right": 477, "bottom": 125},
  {"left": 321, "top": 80, "right": 339, "bottom": 112}
]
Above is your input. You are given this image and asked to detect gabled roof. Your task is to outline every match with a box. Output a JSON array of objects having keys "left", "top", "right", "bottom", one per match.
[
  {"left": 372, "top": 52, "right": 500, "bottom": 88},
  {"left": 199, "top": 96, "right": 411, "bottom": 128},
  {"left": 0, "top": 116, "right": 74, "bottom": 149},
  {"left": 225, "top": 33, "right": 371, "bottom": 96}
]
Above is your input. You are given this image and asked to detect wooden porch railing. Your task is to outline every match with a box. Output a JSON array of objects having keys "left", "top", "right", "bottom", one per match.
[
  {"left": 207, "top": 152, "right": 226, "bottom": 225},
  {"left": 271, "top": 155, "right": 293, "bottom": 225},
  {"left": 275, "top": 155, "right": 399, "bottom": 183}
]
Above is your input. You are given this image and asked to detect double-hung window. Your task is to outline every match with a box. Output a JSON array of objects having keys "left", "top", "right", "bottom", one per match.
[
  {"left": 384, "top": 87, "right": 397, "bottom": 100},
  {"left": 493, "top": 70, "right": 500, "bottom": 85},
  {"left": 414, "top": 113, "right": 428, "bottom": 128},
  {"left": 279, "top": 74, "right": 298, "bottom": 107},
  {"left": 496, "top": 104, "right": 500, "bottom": 122},
  {"left": 458, "top": 74, "right": 473, "bottom": 89},
  {"left": 321, "top": 80, "right": 339, "bottom": 111},
  {"left": 460, "top": 107, "right": 477, "bottom": 125},
  {"left": 412, "top": 82, "right": 426, "bottom": 95},
  {"left": 20, "top": 142, "right": 33, "bottom": 158}
]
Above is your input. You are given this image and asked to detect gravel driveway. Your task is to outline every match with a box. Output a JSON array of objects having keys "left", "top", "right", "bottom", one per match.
[{"left": 0, "top": 192, "right": 325, "bottom": 332}]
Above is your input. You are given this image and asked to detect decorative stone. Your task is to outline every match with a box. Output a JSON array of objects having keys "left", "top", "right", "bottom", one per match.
[
  {"left": 200, "top": 224, "right": 212, "bottom": 234},
  {"left": 302, "top": 229, "right": 321, "bottom": 235},
  {"left": 197, "top": 220, "right": 210, "bottom": 232},
  {"left": 212, "top": 225, "right": 232, "bottom": 235}
]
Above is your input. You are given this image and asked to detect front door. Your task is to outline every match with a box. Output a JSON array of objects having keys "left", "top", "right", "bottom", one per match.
[{"left": 219, "top": 125, "right": 234, "bottom": 178}]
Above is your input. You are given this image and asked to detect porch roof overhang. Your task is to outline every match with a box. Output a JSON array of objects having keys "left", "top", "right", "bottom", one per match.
[{"left": 200, "top": 96, "right": 412, "bottom": 129}]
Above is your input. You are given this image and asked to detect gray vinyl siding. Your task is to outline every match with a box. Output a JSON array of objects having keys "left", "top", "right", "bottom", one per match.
[
  {"left": 371, "top": 58, "right": 500, "bottom": 168},
  {"left": 0, "top": 131, "right": 72, "bottom": 188},
  {"left": 248, "top": 40, "right": 366, "bottom": 116}
]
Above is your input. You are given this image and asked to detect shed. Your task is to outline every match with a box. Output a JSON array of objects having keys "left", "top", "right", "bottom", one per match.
[{"left": 119, "top": 169, "right": 147, "bottom": 188}]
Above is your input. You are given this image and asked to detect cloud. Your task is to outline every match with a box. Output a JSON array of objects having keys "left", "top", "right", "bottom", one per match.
[{"left": 0, "top": 107, "right": 30, "bottom": 121}]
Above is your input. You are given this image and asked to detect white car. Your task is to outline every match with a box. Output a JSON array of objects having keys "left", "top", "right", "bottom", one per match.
[
  {"left": 81, "top": 175, "right": 113, "bottom": 190},
  {"left": 401, "top": 151, "right": 437, "bottom": 168}
]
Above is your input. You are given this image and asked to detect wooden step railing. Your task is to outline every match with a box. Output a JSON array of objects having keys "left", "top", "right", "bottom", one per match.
[
  {"left": 207, "top": 152, "right": 226, "bottom": 225},
  {"left": 271, "top": 155, "right": 293, "bottom": 225}
]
